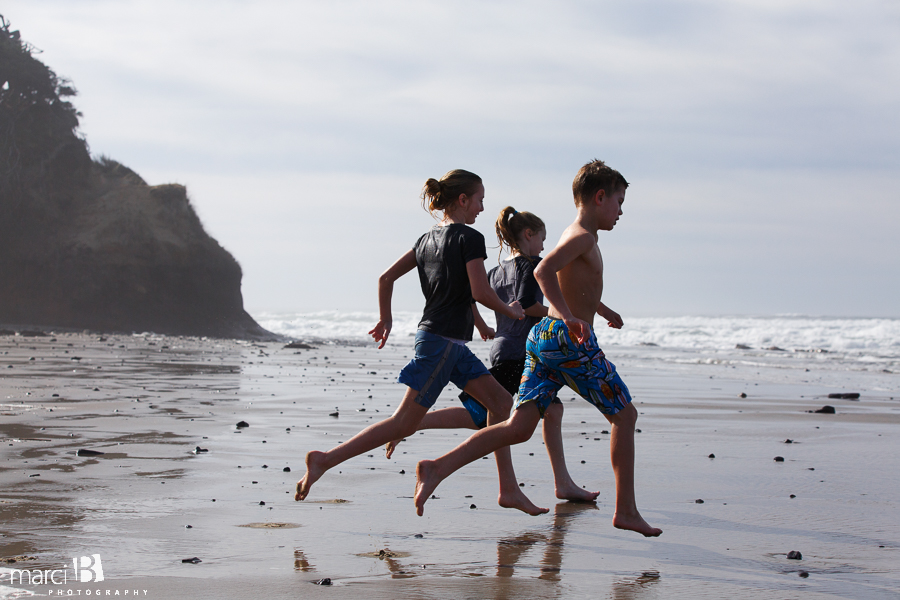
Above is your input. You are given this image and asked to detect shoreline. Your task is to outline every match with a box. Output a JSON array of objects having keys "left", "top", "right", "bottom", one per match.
[{"left": 1, "top": 331, "right": 898, "bottom": 599}]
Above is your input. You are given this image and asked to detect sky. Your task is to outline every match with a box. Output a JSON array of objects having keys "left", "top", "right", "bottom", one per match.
[{"left": 5, "top": 0, "right": 900, "bottom": 317}]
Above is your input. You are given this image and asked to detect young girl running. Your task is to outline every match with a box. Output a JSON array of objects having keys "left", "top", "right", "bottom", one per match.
[
  {"left": 295, "top": 170, "right": 548, "bottom": 516},
  {"left": 385, "top": 207, "right": 599, "bottom": 503}
]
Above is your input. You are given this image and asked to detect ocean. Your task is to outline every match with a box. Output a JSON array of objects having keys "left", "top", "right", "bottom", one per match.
[{"left": 253, "top": 312, "right": 899, "bottom": 393}]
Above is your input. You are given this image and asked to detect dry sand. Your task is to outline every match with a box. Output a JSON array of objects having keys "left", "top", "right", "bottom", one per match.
[{"left": 0, "top": 331, "right": 897, "bottom": 599}]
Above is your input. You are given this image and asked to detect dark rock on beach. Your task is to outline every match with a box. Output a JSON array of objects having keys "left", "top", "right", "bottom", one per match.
[
  {"left": 0, "top": 22, "right": 275, "bottom": 341},
  {"left": 814, "top": 405, "right": 836, "bottom": 414},
  {"left": 284, "top": 341, "right": 315, "bottom": 349},
  {"left": 236, "top": 421, "right": 250, "bottom": 428},
  {"left": 76, "top": 449, "right": 105, "bottom": 456},
  {"left": 181, "top": 557, "right": 202, "bottom": 564},
  {"left": 787, "top": 550, "right": 802, "bottom": 560},
  {"left": 827, "top": 393, "right": 860, "bottom": 400},
  {"left": 774, "top": 456, "right": 785, "bottom": 462}
]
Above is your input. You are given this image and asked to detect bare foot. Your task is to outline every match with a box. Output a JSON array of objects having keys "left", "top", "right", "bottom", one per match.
[
  {"left": 414, "top": 460, "right": 442, "bottom": 516},
  {"left": 498, "top": 487, "right": 550, "bottom": 516},
  {"left": 294, "top": 451, "right": 327, "bottom": 501},
  {"left": 385, "top": 438, "right": 402, "bottom": 460},
  {"left": 555, "top": 481, "right": 600, "bottom": 503},
  {"left": 612, "top": 510, "right": 662, "bottom": 537}
]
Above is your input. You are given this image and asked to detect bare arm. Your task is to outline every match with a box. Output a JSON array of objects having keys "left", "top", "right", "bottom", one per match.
[
  {"left": 466, "top": 259, "right": 524, "bottom": 320},
  {"left": 597, "top": 301, "right": 623, "bottom": 329},
  {"left": 523, "top": 302, "right": 549, "bottom": 319},
  {"left": 533, "top": 231, "right": 595, "bottom": 343},
  {"left": 471, "top": 304, "right": 495, "bottom": 340},
  {"left": 368, "top": 249, "right": 417, "bottom": 349}
]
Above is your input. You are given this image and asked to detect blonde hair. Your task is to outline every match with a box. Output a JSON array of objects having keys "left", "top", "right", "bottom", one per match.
[
  {"left": 495, "top": 206, "right": 545, "bottom": 261},
  {"left": 421, "top": 169, "right": 482, "bottom": 217}
]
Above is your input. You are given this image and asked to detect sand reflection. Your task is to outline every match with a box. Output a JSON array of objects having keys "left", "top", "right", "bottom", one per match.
[{"left": 496, "top": 501, "right": 598, "bottom": 582}]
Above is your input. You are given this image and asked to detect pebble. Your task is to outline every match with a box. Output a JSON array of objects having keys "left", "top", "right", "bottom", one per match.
[
  {"left": 787, "top": 550, "right": 802, "bottom": 560},
  {"left": 695, "top": 499, "right": 704, "bottom": 504},
  {"left": 259, "top": 501, "right": 266, "bottom": 506},
  {"left": 827, "top": 392, "right": 859, "bottom": 400},
  {"left": 799, "top": 571, "right": 809, "bottom": 578},
  {"left": 236, "top": 421, "right": 250, "bottom": 428},
  {"left": 399, "top": 470, "right": 405, "bottom": 474},
  {"left": 708, "top": 453, "right": 715, "bottom": 459},
  {"left": 329, "top": 412, "right": 339, "bottom": 417},
  {"left": 774, "top": 456, "right": 785, "bottom": 462},
  {"left": 181, "top": 557, "right": 201, "bottom": 564},
  {"left": 469, "top": 504, "right": 477, "bottom": 509},
  {"left": 784, "top": 439, "right": 793, "bottom": 444},
  {"left": 813, "top": 406, "right": 835, "bottom": 414},
  {"left": 414, "top": 534, "right": 423, "bottom": 538},
  {"left": 312, "top": 578, "right": 332, "bottom": 586},
  {"left": 283, "top": 467, "right": 291, "bottom": 472},
  {"left": 193, "top": 446, "right": 208, "bottom": 454},
  {"left": 739, "top": 392, "right": 747, "bottom": 398}
]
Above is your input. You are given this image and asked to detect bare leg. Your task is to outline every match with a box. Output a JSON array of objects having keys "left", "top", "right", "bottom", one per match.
[
  {"left": 415, "top": 402, "right": 542, "bottom": 516},
  {"left": 295, "top": 388, "right": 428, "bottom": 500},
  {"left": 385, "top": 407, "right": 477, "bottom": 459},
  {"left": 463, "top": 375, "right": 548, "bottom": 516},
  {"left": 542, "top": 402, "right": 599, "bottom": 502},
  {"left": 605, "top": 403, "right": 662, "bottom": 537}
]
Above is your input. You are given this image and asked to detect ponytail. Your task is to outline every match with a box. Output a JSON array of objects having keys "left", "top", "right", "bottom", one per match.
[
  {"left": 494, "top": 206, "right": 545, "bottom": 262},
  {"left": 421, "top": 169, "right": 482, "bottom": 217}
]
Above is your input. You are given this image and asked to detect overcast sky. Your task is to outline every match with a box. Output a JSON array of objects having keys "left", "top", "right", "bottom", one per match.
[{"left": 6, "top": 1, "right": 899, "bottom": 317}]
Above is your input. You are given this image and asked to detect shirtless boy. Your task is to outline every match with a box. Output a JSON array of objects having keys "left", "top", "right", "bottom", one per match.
[{"left": 413, "top": 159, "right": 662, "bottom": 537}]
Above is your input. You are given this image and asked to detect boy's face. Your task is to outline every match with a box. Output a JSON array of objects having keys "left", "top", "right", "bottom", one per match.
[{"left": 597, "top": 186, "right": 625, "bottom": 230}]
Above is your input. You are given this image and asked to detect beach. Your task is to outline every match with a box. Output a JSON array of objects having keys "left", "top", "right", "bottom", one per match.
[{"left": 1, "top": 322, "right": 898, "bottom": 599}]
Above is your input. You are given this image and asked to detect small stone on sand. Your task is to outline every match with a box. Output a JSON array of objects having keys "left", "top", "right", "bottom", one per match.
[
  {"left": 787, "top": 550, "right": 802, "bottom": 560},
  {"left": 774, "top": 456, "right": 785, "bottom": 462}
]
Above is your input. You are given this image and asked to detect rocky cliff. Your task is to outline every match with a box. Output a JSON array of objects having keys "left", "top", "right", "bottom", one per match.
[{"left": 0, "top": 17, "right": 275, "bottom": 339}]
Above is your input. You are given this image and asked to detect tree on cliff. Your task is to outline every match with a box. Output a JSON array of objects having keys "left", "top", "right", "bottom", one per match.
[{"left": 0, "top": 15, "right": 91, "bottom": 221}]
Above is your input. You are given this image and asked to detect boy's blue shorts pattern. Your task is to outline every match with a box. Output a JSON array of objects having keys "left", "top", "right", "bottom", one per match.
[
  {"left": 516, "top": 318, "right": 631, "bottom": 417},
  {"left": 399, "top": 330, "right": 490, "bottom": 423}
]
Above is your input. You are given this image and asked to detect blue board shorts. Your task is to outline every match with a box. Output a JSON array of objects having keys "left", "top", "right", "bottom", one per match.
[
  {"left": 399, "top": 330, "right": 490, "bottom": 424},
  {"left": 516, "top": 317, "right": 632, "bottom": 417}
]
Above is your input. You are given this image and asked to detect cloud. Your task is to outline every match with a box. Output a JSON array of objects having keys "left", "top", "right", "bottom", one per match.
[{"left": 4, "top": 0, "right": 899, "bottom": 316}]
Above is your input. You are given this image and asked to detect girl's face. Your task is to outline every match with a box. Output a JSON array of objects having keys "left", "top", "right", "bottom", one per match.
[
  {"left": 458, "top": 183, "right": 485, "bottom": 224},
  {"left": 519, "top": 227, "right": 546, "bottom": 256}
]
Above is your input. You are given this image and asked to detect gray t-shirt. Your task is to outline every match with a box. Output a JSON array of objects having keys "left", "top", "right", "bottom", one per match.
[{"left": 488, "top": 256, "right": 543, "bottom": 364}]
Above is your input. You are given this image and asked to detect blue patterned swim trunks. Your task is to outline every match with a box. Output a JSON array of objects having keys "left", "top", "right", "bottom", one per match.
[{"left": 515, "top": 317, "right": 631, "bottom": 416}]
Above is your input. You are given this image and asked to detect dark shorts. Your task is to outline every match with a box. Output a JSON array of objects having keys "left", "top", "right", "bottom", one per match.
[
  {"left": 398, "top": 330, "right": 490, "bottom": 411},
  {"left": 515, "top": 317, "right": 632, "bottom": 417},
  {"left": 458, "top": 357, "right": 561, "bottom": 428}
]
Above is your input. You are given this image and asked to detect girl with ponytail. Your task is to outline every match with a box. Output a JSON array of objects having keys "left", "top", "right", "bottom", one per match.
[{"left": 296, "top": 170, "right": 550, "bottom": 515}]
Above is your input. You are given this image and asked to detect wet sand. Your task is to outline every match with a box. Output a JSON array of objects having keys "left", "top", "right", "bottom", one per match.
[{"left": 1, "top": 331, "right": 898, "bottom": 599}]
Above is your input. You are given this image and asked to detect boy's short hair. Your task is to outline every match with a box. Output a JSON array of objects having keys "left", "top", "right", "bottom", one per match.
[{"left": 572, "top": 159, "right": 629, "bottom": 206}]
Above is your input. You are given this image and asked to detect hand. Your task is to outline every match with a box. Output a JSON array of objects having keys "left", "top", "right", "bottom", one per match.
[
  {"left": 563, "top": 317, "right": 591, "bottom": 345},
  {"left": 598, "top": 304, "right": 623, "bottom": 329},
  {"left": 478, "top": 325, "right": 496, "bottom": 341},
  {"left": 507, "top": 300, "right": 525, "bottom": 320},
  {"left": 368, "top": 319, "right": 392, "bottom": 349},
  {"left": 605, "top": 310, "right": 623, "bottom": 329}
]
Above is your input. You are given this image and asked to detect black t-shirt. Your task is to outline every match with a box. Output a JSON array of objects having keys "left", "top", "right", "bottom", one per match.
[
  {"left": 489, "top": 256, "right": 543, "bottom": 363},
  {"left": 414, "top": 224, "right": 488, "bottom": 341}
]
